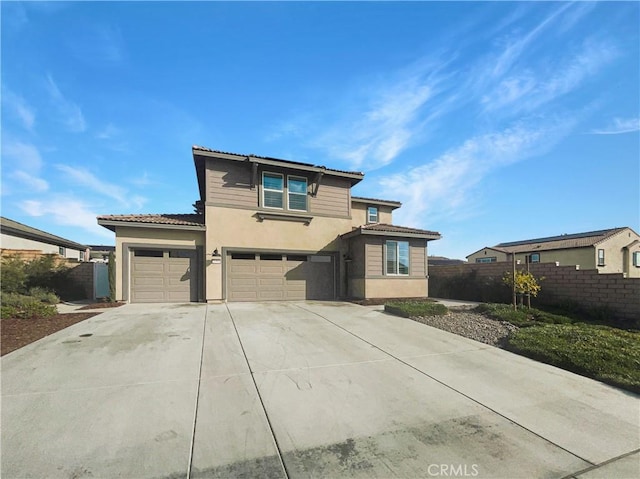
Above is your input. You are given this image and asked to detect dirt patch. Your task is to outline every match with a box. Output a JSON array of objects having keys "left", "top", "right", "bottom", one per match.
[
  {"left": 77, "top": 302, "right": 125, "bottom": 310},
  {"left": 1, "top": 313, "right": 98, "bottom": 356}
]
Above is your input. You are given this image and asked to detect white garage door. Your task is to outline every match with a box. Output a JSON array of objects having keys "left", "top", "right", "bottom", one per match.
[
  {"left": 227, "top": 252, "right": 334, "bottom": 301},
  {"left": 131, "top": 249, "right": 197, "bottom": 303}
]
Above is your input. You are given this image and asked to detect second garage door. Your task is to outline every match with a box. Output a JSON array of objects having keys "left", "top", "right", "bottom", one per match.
[{"left": 227, "top": 252, "right": 335, "bottom": 301}]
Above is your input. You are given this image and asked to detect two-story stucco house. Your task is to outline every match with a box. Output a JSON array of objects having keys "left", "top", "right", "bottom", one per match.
[
  {"left": 98, "top": 146, "right": 441, "bottom": 303},
  {"left": 467, "top": 227, "right": 640, "bottom": 278}
]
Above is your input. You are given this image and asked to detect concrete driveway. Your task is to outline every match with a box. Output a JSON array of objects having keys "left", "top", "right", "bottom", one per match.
[{"left": 2, "top": 302, "right": 638, "bottom": 478}]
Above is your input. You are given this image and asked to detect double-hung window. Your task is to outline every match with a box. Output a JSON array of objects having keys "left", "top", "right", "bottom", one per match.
[
  {"left": 263, "top": 173, "right": 284, "bottom": 209},
  {"left": 597, "top": 249, "right": 605, "bottom": 267},
  {"left": 386, "top": 240, "right": 409, "bottom": 275},
  {"left": 288, "top": 176, "right": 307, "bottom": 211},
  {"left": 367, "top": 206, "right": 379, "bottom": 223}
]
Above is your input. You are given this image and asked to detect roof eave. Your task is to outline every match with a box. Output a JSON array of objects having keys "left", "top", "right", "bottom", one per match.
[
  {"left": 1, "top": 225, "right": 88, "bottom": 250},
  {"left": 97, "top": 220, "right": 206, "bottom": 232},
  {"left": 342, "top": 228, "right": 441, "bottom": 241},
  {"left": 192, "top": 148, "right": 364, "bottom": 184},
  {"left": 351, "top": 197, "right": 402, "bottom": 209}
]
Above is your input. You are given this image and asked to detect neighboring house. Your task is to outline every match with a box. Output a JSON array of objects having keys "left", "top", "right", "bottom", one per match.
[
  {"left": 98, "top": 146, "right": 441, "bottom": 303},
  {"left": 87, "top": 245, "right": 115, "bottom": 262},
  {"left": 467, "top": 227, "right": 640, "bottom": 278},
  {"left": 428, "top": 256, "right": 465, "bottom": 266},
  {"left": 0, "top": 216, "right": 88, "bottom": 261}
]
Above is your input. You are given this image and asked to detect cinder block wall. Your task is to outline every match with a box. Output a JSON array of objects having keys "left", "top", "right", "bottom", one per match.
[
  {"left": 67, "top": 262, "right": 94, "bottom": 299},
  {"left": 430, "top": 262, "right": 640, "bottom": 320}
]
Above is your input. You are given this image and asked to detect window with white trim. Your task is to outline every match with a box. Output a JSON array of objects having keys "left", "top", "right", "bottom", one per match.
[
  {"left": 633, "top": 251, "right": 640, "bottom": 267},
  {"left": 386, "top": 240, "right": 409, "bottom": 275},
  {"left": 476, "top": 257, "right": 496, "bottom": 263},
  {"left": 367, "top": 206, "right": 379, "bottom": 223},
  {"left": 597, "top": 249, "right": 605, "bottom": 267},
  {"left": 529, "top": 253, "right": 540, "bottom": 263},
  {"left": 287, "top": 176, "right": 308, "bottom": 211},
  {"left": 263, "top": 172, "right": 284, "bottom": 209}
]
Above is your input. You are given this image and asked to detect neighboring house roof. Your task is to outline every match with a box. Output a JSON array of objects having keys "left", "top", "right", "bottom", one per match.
[
  {"left": 342, "top": 223, "right": 441, "bottom": 240},
  {"left": 0, "top": 216, "right": 88, "bottom": 250},
  {"left": 467, "top": 227, "right": 632, "bottom": 258},
  {"left": 87, "top": 245, "right": 116, "bottom": 252},
  {"left": 351, "top": 196, "right": 402, "bottom": 209},
  {"left": 428, "top": 256, "right": 465, "bottom": 266},
  {"left": 97, "top": 214, "right": 206, "bottom": 232}
]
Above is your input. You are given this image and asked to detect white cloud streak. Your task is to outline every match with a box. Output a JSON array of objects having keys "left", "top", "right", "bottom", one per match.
[
  {"left": 378, "top": 118, "right": 577, "bottom": 227},
  {"left": 55, "top": 164, "right": 146, "bottom": 209},
  {"left": 45, "top": 74, "right": 86, "bottom": 132},
  {"left": 2, "top": 140, "right": 43, "bottom": 171},
  {"left": 590, "top": 117, "right": 640, "bottom": 135},
  {"left": 10, "top": 171, "right": 49, "bottom": 192},
  {"left": 2, "top": 88, "right": 35, "bottom": 130},
  {"left": 20, "top": 197, "right": 112, "bottom": 238}
]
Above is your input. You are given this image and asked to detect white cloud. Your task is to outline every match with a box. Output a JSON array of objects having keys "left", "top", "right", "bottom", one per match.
[
  {"left": 95, "top": 123, "right": 120, "bottom": 140},
  {"left": 20, "top": 197, "right": 112, "bottom": 238},
  {"left": 45, "top": 74, "right": 87, "bottom": 132},
  {"left": 2, "top": 140, "right": 43, "bottom": 171},
  {"left": 2, "top": 88, "right": 35, "bottom": 130},
  {"left": 590, "top": 117, "right": 640, "bottom": 135},
  {"left": 378, "top": 118, "right": 577, "bottom": 227},
  {"left": 10, "top": 171, "right": 49, "bottom": 192},
  {"left": 55, "top": 164, "right": 146, "bottom": 209}
]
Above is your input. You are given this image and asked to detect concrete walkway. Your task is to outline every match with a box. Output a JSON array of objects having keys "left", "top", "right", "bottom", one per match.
[{"left": 2, "top": 302, "right": 638, "bottom": 478}]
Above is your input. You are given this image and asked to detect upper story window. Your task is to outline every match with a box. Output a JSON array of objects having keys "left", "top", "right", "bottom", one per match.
[
  {"left": 288, "top": 176, "right": 308, "bottom": 211},
  {"left": 367, "top": 206, "right": 379, "bottom": 223},
  {"left": 386, "top": 240, "right": 409, "bottom": 275},
  {"left": 263, "top": 172, "right": 284, "bottom": 209},
  {"left": 597, "top": 249, "right": 605, "bottom": 267}
]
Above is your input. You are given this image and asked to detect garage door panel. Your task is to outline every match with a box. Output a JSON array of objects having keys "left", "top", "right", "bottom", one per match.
[
  {"left": 131, "top": 249, "right": 197, "bottom": 303},
  {"left": 228, "top": 252, "right": 334, "bottom": 302}
]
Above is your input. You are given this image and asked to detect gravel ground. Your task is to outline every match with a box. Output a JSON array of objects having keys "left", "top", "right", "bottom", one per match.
[{"left": 410, "top": 309, "right": 519, "bottom": 347}]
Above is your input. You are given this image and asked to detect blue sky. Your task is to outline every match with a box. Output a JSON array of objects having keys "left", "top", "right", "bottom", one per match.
[{"left": 2, "top": 1, "right": 638, "bottom": 259}]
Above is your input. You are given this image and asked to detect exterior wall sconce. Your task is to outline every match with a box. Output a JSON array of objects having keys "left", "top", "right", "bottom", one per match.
[
  {"left": 343, "top": 253, "right": 353, "bottom": 263},
  {"left": 212, "top": 248, "right": 220, "bottom": 257}
]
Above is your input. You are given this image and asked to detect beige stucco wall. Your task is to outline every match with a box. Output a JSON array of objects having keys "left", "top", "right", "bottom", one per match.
[
  {"left": 114, "top": 226, "right": 205, "bottom": 301},
  {"left": 350, "top": 202, "right": 393, "bottom": 227},
  {"left": 598, "top": 228, "right": 640, "bottom": 277},
  {"left": 467, "top": 248, "right": 509, "bottom": 263},
  {"left": 348, "top": 278, "right": 366, "bottom": 299},
  {"left": 512, "top": 248, "right": 594, "bottom": 269},
  {"left": 365, "top": 278, "right": 427, "bottom": 298},
  {"left": 1, "top": 233, "right": 84, "bottom": 260},
  {"left": 205, "top": 205, "right": 352, "bottom": 301}
]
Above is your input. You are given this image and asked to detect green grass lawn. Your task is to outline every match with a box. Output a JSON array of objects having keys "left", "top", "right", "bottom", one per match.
[{"left": 384, "top": 300, "right": 448, "bottom": 317}]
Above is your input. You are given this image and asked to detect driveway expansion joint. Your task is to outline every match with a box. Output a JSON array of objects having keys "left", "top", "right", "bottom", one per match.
[
  {"left": 559, "top": 448, "right": 640, "bottom": 479},
  {"left": 293, "top": 302, "right": 597, "bottom": 468}
]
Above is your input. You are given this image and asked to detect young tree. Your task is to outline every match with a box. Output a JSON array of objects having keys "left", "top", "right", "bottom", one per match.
[{"left": 503, "top": 270, "right": 542, "bottom": 309}]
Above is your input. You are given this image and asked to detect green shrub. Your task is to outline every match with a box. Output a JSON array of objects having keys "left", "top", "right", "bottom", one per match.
[
  {"left": 1, "top": 292, "right": 57, "bottom": 319},
  {"left": 385, "top": 301, "right": 448, "bottom": 317},
  {"left": 27, "top": 287, "right": 60, "bottom": 305},
  {"left": 506, "top": 323, "right": 640, "bottom": 393},
  {"left": 1, "top": 256, "right": 27, "bottom": 293},
  {"left": 476, "top": 303, "right": 574, "bottom": 327}
]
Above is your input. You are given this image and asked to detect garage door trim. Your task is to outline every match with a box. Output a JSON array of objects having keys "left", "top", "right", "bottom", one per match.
[
  {"left": 122, "top": 242, "right": 204, "bottom": 302},
  {"left": 223, "top": 247, "right": 338, "bottom": 301}
]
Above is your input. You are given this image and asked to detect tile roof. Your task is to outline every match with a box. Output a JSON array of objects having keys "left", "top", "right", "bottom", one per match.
[
  {"left": 192, "top": 145, "right": 364, "bottom": 177},
  {"left": 97, "top": 214, "right": 204, "bottom": 227},
  {"left": 351, "top": 196, "right": 402, "bottom": 207},
  {"left": 361, "top": 223, "right": 441, "bottom": 236},
  {"left": 493, "top": 228, "right": 628, "bottom": 253},
  {"left": 342, "top": 223, "right": 441, "bottom": 240}
]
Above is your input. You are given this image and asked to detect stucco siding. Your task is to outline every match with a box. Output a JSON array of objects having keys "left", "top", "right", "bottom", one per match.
[
  {"left": 467, "top": 248, "right": 509, "bottom": 263},
  {"left": 1, "top": 233, "right": 84, "bottom": 260},
  {"left": 205, "top": 205, "right": 350, "bottom": 300},
  {"left": 350, "top": 203, "right": 393, "bottom": 227},
  {"left": 114, "top": 226, "right": 205, "bottom": 302},
  {"left": 598, "top": 228, "right": 640, "bottom": 277},
  {"left": 365, "top": 278, "right": 427, "bottom": 298}
]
